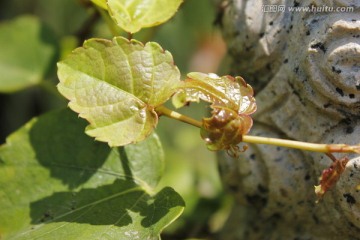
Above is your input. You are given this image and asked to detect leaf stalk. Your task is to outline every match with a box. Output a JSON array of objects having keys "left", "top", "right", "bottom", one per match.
[
  {"left": 155, "top": 105, "right": 202, "bottom": 128},
  {"left": 156, "top": 106, "right": 360, "bottom": 154}
]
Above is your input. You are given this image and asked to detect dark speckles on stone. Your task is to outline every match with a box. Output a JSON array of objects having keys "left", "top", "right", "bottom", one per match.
[
  {"left": 297, "top": 200, "right": 305, "bottom": 205},
  {"left": 250, "top": 153, "right": 256, "bottom": 160},
  {"left": 343, "top": 193, "right": 356, "bottom": 204},
  {"left": 294, "top": 66, "right": 299, "bottom": 73},
  {"left": 354, "top": 163, "right": 358, "bottom": 169},
  {"left": 311, "top": 18, "right": 319, "bottom": 24},
  {"left": 294, "top": 1, "right": 300, "bottom": 7},
  {"left": 258, "top": 184, "right": 268, "bottom": 193},
  {"left": 271, "top": 213, "right": 282, "bottom": 220},
  {"left": 323, "top": 103, "right": 331, "bottom": 108},
  {"left": 352, "top": 19, "right": 357, "bottom": 22},
  {"left": 306, "top": 30, "right": 310, "bottom": 35},
  {"left": 259, "top": 32, "right": 265, "bottom": 38},
  {"left": 346, "top": 126, "right": 354, "bottom": 134},
  {"left": 269, "top": 21, "right": 273, "bottom": 26},
  {"left": 280, "top": 188, "right": 288, "bottom": 198},
  {"left": 312, "top": 214, "right": 320, "bottom": 224},
  {"left": 245, "top": 46, "right": 253, "bottom": 51},
  {"left": 332, "top": 66, "right": 342, "bottom": 74},
  {"left": 356, "top": 84, "right": 360, "bottom": 90},
  {"left": 246, "top": 194, "right": 268, "bottom": 207},
  {"left": 336, "top": 87, "right": 344, "bottom": 96},
  {"left": 349, "top": 222, "right": 357, "bottom": 229},
  {"left": 342, "top": 118, "right": 352, "bottom": 125},
  {"left": 349, "top": 94, "right": 355, "bottom": 99},
  {"left": 304, "top": 174, "right": 311, "bottom": 181},
  {"left": 310, "top": 42, "right": 326, "bottom": 53},
  {"left": 283, "top": 58, "right": 288, "bottom": 64}
]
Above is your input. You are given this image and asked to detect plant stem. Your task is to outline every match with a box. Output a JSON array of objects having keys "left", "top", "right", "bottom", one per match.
[
  {"left": 156, "top": 105, "right": 360, "bottom": 154},
  {"left": 155, "top": 105, "right": 202, "bottom": 128},
  {"left": 242, "top": 135, "right": 329, "bottom": 152}
]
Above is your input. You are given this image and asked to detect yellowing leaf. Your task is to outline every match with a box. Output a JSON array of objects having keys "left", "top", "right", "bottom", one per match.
[
  {"left": 57, "top": 37, "right": 180, "bottom": 146},
  {"left": 107, "top": 0, "right": 183, "bottom": 33}
]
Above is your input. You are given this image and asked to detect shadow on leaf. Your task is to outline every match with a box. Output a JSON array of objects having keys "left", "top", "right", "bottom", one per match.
[
  {"left": 30, "top": 180, "right": 184, "bottom": 228},
  {"left": 29, "top": 109, "right": 111, "bottom": 189}
]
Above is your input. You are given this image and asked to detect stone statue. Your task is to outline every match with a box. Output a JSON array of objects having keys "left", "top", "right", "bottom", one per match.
[{"left": 217, "top": 0, "right": 360, "bottom": 239}]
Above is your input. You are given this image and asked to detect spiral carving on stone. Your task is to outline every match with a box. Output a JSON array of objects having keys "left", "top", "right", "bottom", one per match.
[{"left": 306, "top": 15, "right": 360, "bottom": 108}]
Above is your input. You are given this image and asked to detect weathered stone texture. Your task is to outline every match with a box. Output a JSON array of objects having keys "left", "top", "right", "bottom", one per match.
[{"left": 218, "top": 0, "right": 360, "bottom": 239}]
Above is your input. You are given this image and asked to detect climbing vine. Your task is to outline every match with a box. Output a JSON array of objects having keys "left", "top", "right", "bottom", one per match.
[
  {"left": 57, "top": 0, "right": 360, "bottom": 202},
  {"left": 0, "top": 1, "right": 359, "bottom": 239}
]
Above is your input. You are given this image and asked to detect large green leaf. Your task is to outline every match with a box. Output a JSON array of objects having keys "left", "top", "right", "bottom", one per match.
[
  {"left": 0, "top": 108, "right": 184, "bottom": 240},
  {"left": 57, "top": 36, "right": 181, "bottom": 147},
  {"left": 107, "top": 0, "right": 183, "bottom": 33},
  {"left": 0, "top": 15, "right": 58, "bottom": 93}
]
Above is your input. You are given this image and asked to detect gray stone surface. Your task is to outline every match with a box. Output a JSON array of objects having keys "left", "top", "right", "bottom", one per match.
[{"left": 218, "top": 0, "right": 360, "bottom": 239}]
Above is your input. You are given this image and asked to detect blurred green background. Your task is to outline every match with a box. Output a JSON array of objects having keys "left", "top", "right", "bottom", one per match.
[{"left": 0, "top": 0, "right": 232, "bottom": 238}]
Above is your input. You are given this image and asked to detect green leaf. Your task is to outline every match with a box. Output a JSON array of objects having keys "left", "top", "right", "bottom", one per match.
[
  {"left": 91, "top": 0, "right": 107, "bottom": 10},
  {"left": 0, "top": 15, "right": 58, "bottom": 93},
  {"left": 35, "top": 0, "right": 88, "bottom": 38},
  {"left": 107, "top": 0, "right": 183, "bottom": 33},
  {"left": 174, "top": 72, "right": 257, "bottom": 152},
  {"left": 57, "top": 36, "right": 181, "bottom": 147},
  {"left": 0, "top": 108, "right": 184, "bottom": 240}
]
